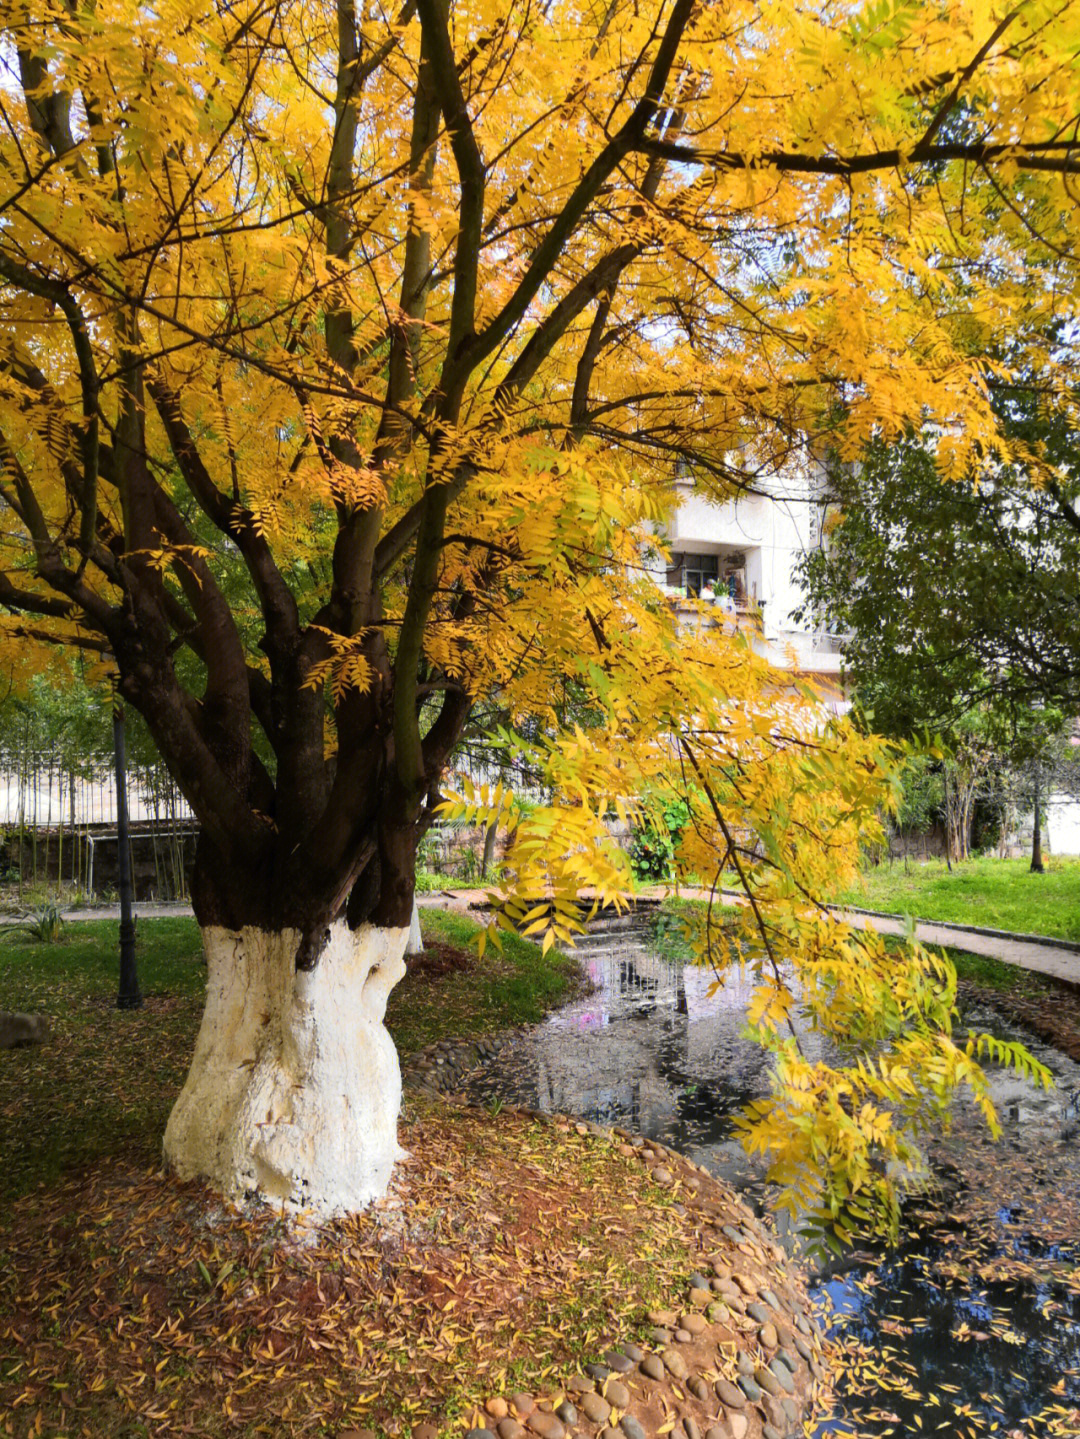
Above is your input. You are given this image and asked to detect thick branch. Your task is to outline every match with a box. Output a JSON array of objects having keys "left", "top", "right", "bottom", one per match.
[
  {"left": 413, "top": 0, "right": 484, "bottom": 367},
  {"left": 147, "top": 375, "right": 301, "bottom": 656},
  {"left": 637, "top": 136, "right": 1080, "bottom": 175},
  {"left": 447, "top": 0, "right": 696, "bottom": 389},
  {"left": 0, "top": 253, "right": 100, "bottom": 573}
]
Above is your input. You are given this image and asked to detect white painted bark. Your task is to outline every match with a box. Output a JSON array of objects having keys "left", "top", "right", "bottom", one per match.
[
  {"left": 407, "top": 898, "right": 423, "bottom": 956},
  {"left": 164, "top": 919, "right": 408, "bottom": 1216}
]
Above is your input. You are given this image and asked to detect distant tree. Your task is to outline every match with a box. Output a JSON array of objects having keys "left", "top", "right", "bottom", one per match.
[{"left": 798, "top": 386, "right": 1080, "bottom": 732}]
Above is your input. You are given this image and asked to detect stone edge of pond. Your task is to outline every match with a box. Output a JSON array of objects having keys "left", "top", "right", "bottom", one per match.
[
  {"left": 402, "top": 1031, "right": 513, "bottom": 1093},
  {"left": 397, "top": 1038, "right": 831, "bottom": 1439}
]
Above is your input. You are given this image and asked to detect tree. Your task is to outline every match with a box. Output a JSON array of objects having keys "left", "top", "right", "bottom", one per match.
[
  {"left": 798, "top": 400, "right": 1080, "bottom": 733},
  {"left": 0, "top": 0, "right": 1071, "bottom": 1226},
  {"left": 797, "top": 403, "right": 1080, "bottom": 867}
]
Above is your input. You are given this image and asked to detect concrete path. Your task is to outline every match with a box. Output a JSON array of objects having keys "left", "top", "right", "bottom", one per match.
[{"left": 834, "top": 908, "right": 1080, "bottom": 988}]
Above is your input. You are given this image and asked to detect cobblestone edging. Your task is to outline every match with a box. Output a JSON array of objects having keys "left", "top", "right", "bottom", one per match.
[
  {"left": 401, "top": 1032, "right": 513, "bottom": 1094},
  {"left": 394, "top": 1049, "right": 829, "bottom": 1439}
]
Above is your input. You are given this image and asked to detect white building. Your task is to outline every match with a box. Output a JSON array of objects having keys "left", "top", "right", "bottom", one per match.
[{"left": 647, "top": 460, "right": 847, "bottom": 696}]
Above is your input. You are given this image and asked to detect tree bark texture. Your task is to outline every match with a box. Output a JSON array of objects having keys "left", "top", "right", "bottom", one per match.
[{"left": 164, "top": 921, "right": 408, "bottom": 1215}]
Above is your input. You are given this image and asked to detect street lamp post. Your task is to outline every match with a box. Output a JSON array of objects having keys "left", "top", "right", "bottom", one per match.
[{"left": 113, "top": 704, "right": 141, "bottom": 1010}]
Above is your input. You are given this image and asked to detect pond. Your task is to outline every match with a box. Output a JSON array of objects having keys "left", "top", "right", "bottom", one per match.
[{"left": 466, "top": 912, "right": 1080, "bottom": 1438}]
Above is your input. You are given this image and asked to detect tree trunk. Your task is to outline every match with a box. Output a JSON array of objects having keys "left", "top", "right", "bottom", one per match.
[
  {"left": 164, "top": 919, "right": 408, "bottom": 1216},
  {"left": 1031, "top": 763, "right": 1044, "bottom": 873},
  {"left": 481, "top": 819, "right": 498, "bottom": 880}
]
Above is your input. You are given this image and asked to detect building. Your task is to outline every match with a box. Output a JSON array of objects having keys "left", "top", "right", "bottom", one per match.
[{"left": 645, "top": 459, "right": 847, "bottom": 698}]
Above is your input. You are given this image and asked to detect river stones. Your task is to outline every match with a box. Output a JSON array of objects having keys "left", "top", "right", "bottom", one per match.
[
  {"left": 585, "top": 1363, "right": 611, "bottom": 1382},
  {"left": 728, "top": 1419, "right": 748, "bottom": 1439},
  {"left": 793, "top": 1335, "right": 812, "bottom": 1361},
  {"left": 511, "top": 1395, "right": 534, "bottom": 1420},
  {"left": 736, "top": 1353, "right": 755, "bottom": 1378},
  {"left": 526, "top": 1412, "right": 564, "bottom": 1439},
  {"left": 715, "top": 1379, "right": 744, "bottom": 1409},
  {"left": 682, "top": 1418, "right": 701, "bottom": 1439},
  {"left": 686, "top": 1375, "right": 710, "bottom": 1401},
  {"left": 759, "top": 1287, "right": 782, "bottom": 1311},
  {"left": 689, "top": 1287, "right": 712, "bottom": 1307},
  {"left": 754, "top": 1366, "right": 782, "bottom": 1398},
  {"left": 413, "top": 1426, "right": 439, "bottom": 1439},
  {"left": 769, "top": 1358, "right": 796, "bottom": 1393},
  {"left": 745, "top": 1303, "right": 771, "bottom": 1325},
  {"left": 621, "top": 1343, "right": 644, "bottom": 1362},
  {"left": 580, "top": 1394, "right": 611, "bottom": 1425},
  {"left": 759, "top": 1322, "right": 778, "bottom": 1350},
  {"left": 775, "top": 1348, "right": 798, "bottom": 1374},
  {"left": 486, "top": 1399, "right": 509, "bottom": 1420},
  {"left": 555, "top": 1403, "right": 577, "bottom": 1426},
  {"left": 737, "top": 1375, "right": 762, "bottom": 1404},
  {"left": 706, "top": 1301, "right": 729, "bottom": 1324},
  {"left": 648, "top": 1309, "right": 678, "bottom": 1327},
  {"left": 640, "top": 1355, "right": 664, "bottom": 1382},
  {"left": 762, "top": 1426, "right": 783, "bottom": 1439},
  {"left": 497, "top": 1421, "right": 524, "bottom": 1439},
  {"left": 661, "top": 1348, "right": 689, "bottom": 1380},
  {"left": 653, "top": 1167, "right": 674, "bottom": 1185},
  {"left": 620, "top": 1417, "right": 646, "bottom": 1439},
  {"left": 733, "top": 1274, "right": 758, "bottom": 1296},
  {"left": 603, "top": 1351, "right": 634, "bottom": 1374},
  {"left": 649, "top": 1327, "right": 673, "bottom": 1346},
  {"left": 565, "top": 1376, "right": 595, "bottom": 1395},
  {"left": 689, "top": 1272, "right": 711, "bottom": 1291},
  {"left": 603, "top": 1379, "right": 630, "bottom": 1410},
  {"left": 674, "top": 1328, "right": 693, "bottom": 1343},
  {"left": 468, "top": 1429, "right": 497, "bottom": 1439}
]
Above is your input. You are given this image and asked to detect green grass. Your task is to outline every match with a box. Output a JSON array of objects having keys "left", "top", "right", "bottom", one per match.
[
  {"left": 0, "top": 910, "right": 579, "bottom": 1204},
  {"left": 386, "top": 907, "right": 586, "bottom": 1053},
  {"left": 836, "top": 855, "right": 1080, "bottom": 942},
  {"left": 0, "top": 918, "right": 206, "bottom": 1203}
]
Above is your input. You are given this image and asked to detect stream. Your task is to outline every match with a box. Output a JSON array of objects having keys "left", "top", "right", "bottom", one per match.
[{"left": 466, "top": 910, "right": 1080, "bottom": 1438}]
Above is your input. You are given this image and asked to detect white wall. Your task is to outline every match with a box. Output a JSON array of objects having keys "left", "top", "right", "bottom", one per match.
[{"left": 1047, "top": 795, "right": 1080, "bottom": 856}]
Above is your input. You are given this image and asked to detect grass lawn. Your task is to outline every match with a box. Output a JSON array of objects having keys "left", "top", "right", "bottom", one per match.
[
  {"left": 836, "top": 855, "right": 1080, "bottom": 942},
  {"left": 0, "top": 910, "right": 582, "bottom": 1206}
]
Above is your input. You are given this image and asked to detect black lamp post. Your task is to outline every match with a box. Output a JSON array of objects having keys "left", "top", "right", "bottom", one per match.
[{"left": 113, "top": 704, "right": 141, "bottom": 1010}]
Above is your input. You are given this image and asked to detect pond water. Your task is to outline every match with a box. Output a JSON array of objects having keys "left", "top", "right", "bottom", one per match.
[{"left": 466, "top": 914, "right": 1080, "bottom": 1438}]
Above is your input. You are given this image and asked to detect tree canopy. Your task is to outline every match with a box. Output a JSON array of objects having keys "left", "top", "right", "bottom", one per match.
[{"left": 0, "top": 0, "right": 1073, "bottom": 1229}]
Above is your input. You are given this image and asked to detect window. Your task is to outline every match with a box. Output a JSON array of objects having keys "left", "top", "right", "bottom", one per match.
[{"left": 668, "top": 553, "right": 719, "bottom": 597}]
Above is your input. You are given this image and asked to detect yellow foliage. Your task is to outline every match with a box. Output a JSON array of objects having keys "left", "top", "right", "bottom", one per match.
[{"left": 0, "top": 0, "right": 1073, "bottom": 1235}]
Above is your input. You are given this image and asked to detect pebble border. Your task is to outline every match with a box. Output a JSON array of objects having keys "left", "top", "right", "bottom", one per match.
[
  {"left": 402, "top": 1032, "right": 513, "bottom": 1094},
  {"left": 392, "top": 1046, "right": 831, "bottom": 1439}
]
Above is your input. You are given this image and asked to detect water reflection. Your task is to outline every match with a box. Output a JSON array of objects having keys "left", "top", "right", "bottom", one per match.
[{"left": 468, "top": 921, "right": 1080, "bottom": 1436}]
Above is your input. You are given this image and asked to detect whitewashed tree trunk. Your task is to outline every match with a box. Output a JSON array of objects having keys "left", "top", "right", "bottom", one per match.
[
  {"left": 407, "top": 898, "right": 423, "bottom": 957},
  {"left": 164, "top": 920, "right": 408, "bottom": 1216}
]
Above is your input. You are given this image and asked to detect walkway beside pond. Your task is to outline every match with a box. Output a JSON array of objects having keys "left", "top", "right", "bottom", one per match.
[{"left": 832, "top": 907, "right": 1080, "bottom": 987}]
